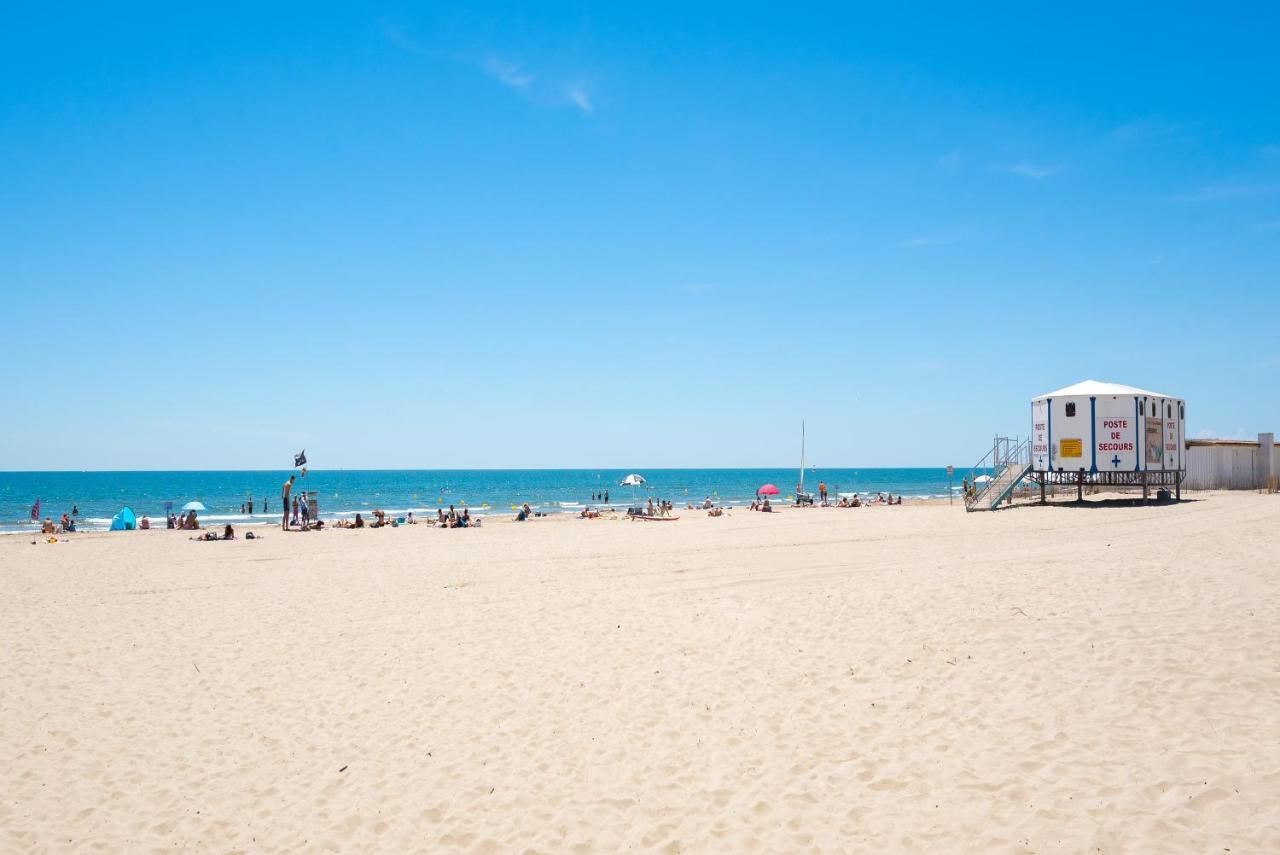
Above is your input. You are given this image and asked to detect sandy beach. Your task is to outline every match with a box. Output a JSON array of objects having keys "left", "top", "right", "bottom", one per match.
[{"left": 3, "top": 494, "right": 1278, "bottom": 852}]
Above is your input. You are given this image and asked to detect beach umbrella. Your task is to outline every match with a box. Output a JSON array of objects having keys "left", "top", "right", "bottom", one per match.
[
  {"left": 620, "top": 473, "right": 645, "bottom": 486},
  {"left": 757, "top": 483, "right": 780, "bottom": 496},
  {"left": 973, "top": 475, "right": 993, "bottom": 484},
  {"left": 181, "top": 501, "right": 207, "bottom": 512}
]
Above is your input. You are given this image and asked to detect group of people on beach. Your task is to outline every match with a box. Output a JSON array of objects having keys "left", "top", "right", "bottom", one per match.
[
  {"left": 280, "top": 475, "right": 317, "bottom": 531},
  {"left": 835, "top": 493, "right": 903, "bottom": 507}
]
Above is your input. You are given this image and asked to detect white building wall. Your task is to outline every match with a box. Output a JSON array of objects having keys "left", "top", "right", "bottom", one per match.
[{"left": 1184, "top": 443, "right": 1262, "bottom": 490}]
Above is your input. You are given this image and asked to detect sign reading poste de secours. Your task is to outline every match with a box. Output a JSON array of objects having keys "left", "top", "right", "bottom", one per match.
[
  {"left": 1031, "top": 400, "right": 1050, "bottom": 469},
  {"left": 1096, "top": 411, "right": 1136, "bottom": 469}
]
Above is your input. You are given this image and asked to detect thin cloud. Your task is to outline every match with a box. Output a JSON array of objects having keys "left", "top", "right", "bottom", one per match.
[
  {"left": 1002, "top": 163, "right": 1061, "bottom": 179},
  {"left": 565, "top": 84, "right": 593, "bottom": 114},
  {"left": 1112, "top": 118, "right": 1202, "bottom": 147},
  {"left": 1176, "top": 182, "right": 1280, "bottom": 202},
  {"left": 381, "top": 25, "right": 596, "bottom": 116},
  {"left": 936, "top": 150, "right": 962, "bottom": 173},
  {"left": 485, "top": 56, "right": 532, "bottom": 91}
]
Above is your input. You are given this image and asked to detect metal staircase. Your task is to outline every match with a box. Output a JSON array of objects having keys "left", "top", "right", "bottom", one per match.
[{"left": 964, "top": 437, "right": 1033, "bottom": 512}]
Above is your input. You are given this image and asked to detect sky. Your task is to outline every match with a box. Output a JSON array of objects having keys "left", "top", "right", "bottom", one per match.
[{"left": 2, "top": 3, "right": 1278, "bottom": 470}]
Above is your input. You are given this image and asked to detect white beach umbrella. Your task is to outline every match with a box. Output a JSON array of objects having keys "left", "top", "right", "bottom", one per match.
[
  {"left": 620, "top": 473, "right": 645, "bottom": 486},
  {"left": 181, "top": 501, "right": 207, "bottom": 512},
  {"left": 973, "top": 475, "right": 993, "bottom": 484}
]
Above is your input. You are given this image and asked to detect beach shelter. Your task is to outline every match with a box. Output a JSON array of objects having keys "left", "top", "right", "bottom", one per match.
[{"left": 110, "top": 507, "right": 137, "bottom": 531}]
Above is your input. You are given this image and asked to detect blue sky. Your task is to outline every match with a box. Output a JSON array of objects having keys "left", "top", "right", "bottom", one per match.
[{"left": 2, "top": 3, "right": 1278, "bottom": 470}]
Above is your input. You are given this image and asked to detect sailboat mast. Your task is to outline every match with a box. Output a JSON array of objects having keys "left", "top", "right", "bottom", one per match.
[{"left": 799, "top": 420, "right": 805, "bottom": 492}]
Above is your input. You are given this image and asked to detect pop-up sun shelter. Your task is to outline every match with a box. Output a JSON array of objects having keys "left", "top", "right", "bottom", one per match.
[{"left": 110, "top": 507, "right": 137, "bottom": 531}]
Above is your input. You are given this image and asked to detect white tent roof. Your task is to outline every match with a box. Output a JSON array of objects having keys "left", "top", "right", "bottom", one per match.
[{"left": 1032, "top": 379, "right": 1176, "bottom": 401}]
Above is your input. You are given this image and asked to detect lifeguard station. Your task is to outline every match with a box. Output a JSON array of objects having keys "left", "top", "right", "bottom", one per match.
[{"left": 965, "top": 380, "right": 1186, "bottom": 511}]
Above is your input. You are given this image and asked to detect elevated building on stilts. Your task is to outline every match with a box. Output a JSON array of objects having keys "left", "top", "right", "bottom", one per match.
[{"left": 965, "top": 380, "right": 1186, "bottom": 511}]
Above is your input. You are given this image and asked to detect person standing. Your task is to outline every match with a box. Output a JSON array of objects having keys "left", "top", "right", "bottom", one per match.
[
  {"left": 291, "top": 494, "right": 300, "bottom": 527},
  {"left": 299, "top": 492, "right": 310, "bottom": 530},
  {"left": 248, "top": 497, "right": 254, "bottom": 515},
  {"left": 281, "top": 475, "right": 295, "bottom": 529},
  {"left": 818, "top": 480, "right": 827, "bottom": 505}
]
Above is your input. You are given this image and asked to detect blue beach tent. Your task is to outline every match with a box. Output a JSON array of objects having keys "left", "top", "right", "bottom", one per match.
[{"left": 110, "top": 507, "right": 137, "bottom": 531}]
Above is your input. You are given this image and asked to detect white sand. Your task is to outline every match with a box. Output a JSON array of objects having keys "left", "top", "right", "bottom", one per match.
[{"left": 3, "top": 494, "right": 1278, "bottom": 852}]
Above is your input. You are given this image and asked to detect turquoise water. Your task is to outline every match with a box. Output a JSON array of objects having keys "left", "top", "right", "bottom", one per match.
[{"left": 0, "top": 468, "right": 959, "bottom": 532}]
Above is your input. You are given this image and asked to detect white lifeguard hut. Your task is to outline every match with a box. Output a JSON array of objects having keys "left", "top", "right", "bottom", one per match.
[
  {"left": 1030, "top": 380, "right": 1185, "bottom": 501},
  {"left": 965, "top": 380, "right": 1186, "bottom": 511}
]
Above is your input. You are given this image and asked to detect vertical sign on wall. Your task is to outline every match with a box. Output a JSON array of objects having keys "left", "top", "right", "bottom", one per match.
[
  {"left": 1146, "top": 412, "right": 1164, "bottom": 467},
  {"left": 1031, "top": 400, "right": 1050, "bottom": 471},
  {"left": 1164, "top": 406, "right": 1180, "bottom": 470}
]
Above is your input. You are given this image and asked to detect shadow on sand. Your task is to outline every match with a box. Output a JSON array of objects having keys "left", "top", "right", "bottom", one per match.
[{"left": 998, "top": 496, "right": 1202, "bottom": 511}]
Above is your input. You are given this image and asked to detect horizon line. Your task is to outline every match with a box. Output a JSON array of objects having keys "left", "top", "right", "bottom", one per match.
[{"left": 0, "top": 464, "right": 960, "bottom": 474}]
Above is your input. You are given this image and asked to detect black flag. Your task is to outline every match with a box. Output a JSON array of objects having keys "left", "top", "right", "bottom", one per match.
[{"left": 294, "top": 449, "right": 307, "bottom": 468}]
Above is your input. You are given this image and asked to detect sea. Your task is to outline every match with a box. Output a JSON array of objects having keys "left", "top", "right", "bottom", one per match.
[{"left": 0, "top": 468, "right": 960, "bottom": 532}]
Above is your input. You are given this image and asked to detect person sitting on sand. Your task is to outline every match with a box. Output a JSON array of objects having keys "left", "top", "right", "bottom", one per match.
[
  {"left": 185, "top": 510, "right": 200, "bottom": 530},
  {"left": 42, "top": 517, "right": 56, "bottom": 534},
  {"left": 515, "top": 502, "right": 531, "bottom": 522},
  {"left": 580, "top": 507, "right": 599, "bottom": 519},
  {"left": 461, "top": 509, "right": 472, "bottom": 527},
  {"left": 139, "top": 515, "right": 150, "bottom": 529},
  {"left": 406, "top": 512, "right": 414, "bottom": 525},
  {"left": 354, "top": 513, "right": 365, "bottom": 529},
  {"left": 761, "top": 498, "right": 772, "bottom": 512},
  {"left": 59, "top": 513, "right": 71, "bottom": 532},
  {"left": 223, "top": 524, "right": 235, "bottom": 540},
  {"left": 707, "top": 506, "right": 723, "bottom": 517}
]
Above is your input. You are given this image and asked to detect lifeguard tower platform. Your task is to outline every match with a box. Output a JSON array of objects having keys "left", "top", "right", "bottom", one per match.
[{"left": 965, "top": 380, "right": 1186, "bottom": 511}]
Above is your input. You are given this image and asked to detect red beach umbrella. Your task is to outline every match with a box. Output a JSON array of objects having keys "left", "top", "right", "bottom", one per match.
[{"left": 757, "top": 484, "right": 780, "bottom": 496}]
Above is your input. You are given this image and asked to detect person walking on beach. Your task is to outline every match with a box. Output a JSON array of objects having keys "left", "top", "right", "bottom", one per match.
[
  {"left": 281, "top": 475, "right": 295, "bottom": 530},
  {"left": 818, "top": 481, "right": 828, "bottom": 505}
]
